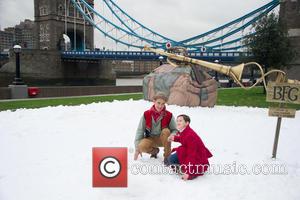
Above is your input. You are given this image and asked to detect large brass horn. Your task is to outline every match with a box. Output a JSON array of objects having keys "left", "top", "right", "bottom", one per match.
[
  {"left": 144, "top": 46, "right": 244, "bottom": 82},
  {"left": 144, "top": 46, "right": 299, "bottom": 89}
]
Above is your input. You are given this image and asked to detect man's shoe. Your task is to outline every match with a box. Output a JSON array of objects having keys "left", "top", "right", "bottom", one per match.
[
  {"left": 163, "top": 158, "right": 170, "bottom": 166},
  {"left": 150, "top": 147, "right": 159, "bottom": 158}
]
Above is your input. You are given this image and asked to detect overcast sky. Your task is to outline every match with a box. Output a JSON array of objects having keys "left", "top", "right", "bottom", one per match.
[{"left": 0, "top": 0, "right": 276, "bottom": 48}]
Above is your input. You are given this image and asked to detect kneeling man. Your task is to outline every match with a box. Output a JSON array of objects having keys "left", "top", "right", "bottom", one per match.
[{"left": 134, "top": 92, "right": 177, "bottom": 161}]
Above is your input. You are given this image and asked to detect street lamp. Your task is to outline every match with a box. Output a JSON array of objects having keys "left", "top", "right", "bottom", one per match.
[
  {"left": 12, "top": 45, "right": 24, "bottom": 85},
  {"left": 159, "top": 56, "right": 164, "bottom": 66},
  {"left": 214, "top": 59, "right": 219, "bottom": 81}
]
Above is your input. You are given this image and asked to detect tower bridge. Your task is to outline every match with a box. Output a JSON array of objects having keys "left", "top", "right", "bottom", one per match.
[{"left": 0, "top": 0, "right": 299, "bottom": 86}]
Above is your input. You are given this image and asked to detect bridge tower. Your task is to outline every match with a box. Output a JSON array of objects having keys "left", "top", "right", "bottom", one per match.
[
  {"left": 34, "top": 0, "right": 94, "bottom": 50},
  {"left": 279, "top": 0, "right": 300, "bottom": 79}
]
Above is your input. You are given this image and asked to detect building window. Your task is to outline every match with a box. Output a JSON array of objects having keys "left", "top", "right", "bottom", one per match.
[
  {"left": 39, "top": 6, "right": 49, "bottom": 16},
  {"left": 69, "top": 4, "right": 74, "bottom": 17},
  {"left": 39, "top": 24, "right": 50, "bottom": 42}
]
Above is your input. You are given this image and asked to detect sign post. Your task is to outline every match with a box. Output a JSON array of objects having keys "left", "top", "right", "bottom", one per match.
[{"left": 266, "top": 81, "right": 299, "bottom": 158}]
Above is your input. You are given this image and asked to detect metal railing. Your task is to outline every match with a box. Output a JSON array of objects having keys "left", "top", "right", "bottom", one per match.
[{"left": 61, "top": 51, "right": 252, "bottom": 62}]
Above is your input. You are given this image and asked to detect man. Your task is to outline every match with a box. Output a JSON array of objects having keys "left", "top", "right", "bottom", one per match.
[{"left": 134, "top": 92, "right": 177, "bottom": 161}]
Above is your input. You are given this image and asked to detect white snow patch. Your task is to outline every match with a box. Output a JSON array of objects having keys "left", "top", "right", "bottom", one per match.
[{"left": 0, "top": 100, "right": 299, "bottom": 200}]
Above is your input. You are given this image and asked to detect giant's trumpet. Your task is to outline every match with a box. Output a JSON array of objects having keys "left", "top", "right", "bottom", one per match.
[{"left": 144, "top": 46, "right": 298, "bottom": 88}]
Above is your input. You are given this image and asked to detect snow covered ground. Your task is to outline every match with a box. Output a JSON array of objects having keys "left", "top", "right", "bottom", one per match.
[{"left": 0, "top": 99, "right": 299, "bottom": 200}]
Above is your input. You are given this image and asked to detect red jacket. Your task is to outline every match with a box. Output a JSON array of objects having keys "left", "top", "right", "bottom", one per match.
[{"left": 172, "top": 125, "right": 213, "bottom": 179}]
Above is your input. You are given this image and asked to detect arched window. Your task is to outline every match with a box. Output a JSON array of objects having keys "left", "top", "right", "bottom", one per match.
[
  {"left": 68, "top": 4, "right": 74, "bottom": 17},
  {"left": 39, "top": 6, "right": 49, "bottom": 16},
  {"left": 39, "top": 24, "right": 50, "bottom": 42},
  {"left": 39, "top": 24, "right": 45, "bottom": 42}
]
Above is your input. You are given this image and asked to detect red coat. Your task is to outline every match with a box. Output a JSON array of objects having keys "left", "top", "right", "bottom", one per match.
[{"left": 172, "top": 125, "right": 213, "bottom": 179}]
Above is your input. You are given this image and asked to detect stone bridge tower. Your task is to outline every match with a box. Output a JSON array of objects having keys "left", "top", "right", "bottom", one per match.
[
  {"left": 280, "top": 0, "right": 300, "bottom": 79},
  {"left": 34, "top": 0, "right": 94, "bottom": 50}
]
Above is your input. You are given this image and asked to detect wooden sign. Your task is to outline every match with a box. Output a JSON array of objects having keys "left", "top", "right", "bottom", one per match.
[
  {"left": 266, "top": 82, "right": 300, "bottom": 104},
  {"left": 266, "top": 81, "right": 299, "bottom": 159},
  {"left": 268, "top": 107, "right": 296, "bottom": 118}
]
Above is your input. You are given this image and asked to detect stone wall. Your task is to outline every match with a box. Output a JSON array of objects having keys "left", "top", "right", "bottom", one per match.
[
  {"left": 0, "top": 49, "right": 115, "bottom": 86},
  {"left": 280, "top": 0, "right": 300, "bottom": 80}
]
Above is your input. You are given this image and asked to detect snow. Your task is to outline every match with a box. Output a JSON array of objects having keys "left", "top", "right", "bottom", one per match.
[{"left": 0, "top": 99, "right": 299, "bottom": 200}]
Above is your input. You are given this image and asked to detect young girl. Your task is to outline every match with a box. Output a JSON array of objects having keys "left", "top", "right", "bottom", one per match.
[{"left": 167, "top": 114, "right": 213, "bottom": 180}]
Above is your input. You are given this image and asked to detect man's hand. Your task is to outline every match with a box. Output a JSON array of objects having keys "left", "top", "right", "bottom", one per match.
[
  {"left": 181, "top": 173, "right": 189, "bottom": 181},
  {"left": 168, "top": 135, "right": 175, "bottom": 142},
  {"left": 134, "top": 149, "right": 142, "bottom": 160},
  {"left": 144, "top": 129, "right": 151, "bottom": 138}
]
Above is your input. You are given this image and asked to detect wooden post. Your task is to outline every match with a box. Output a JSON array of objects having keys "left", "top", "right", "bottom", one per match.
[
  {"left": 272, "top": 116, "right": 282, "bottom": 158},
  {"left": 266, "top": 81, "right": 298, "bottom": 159}
]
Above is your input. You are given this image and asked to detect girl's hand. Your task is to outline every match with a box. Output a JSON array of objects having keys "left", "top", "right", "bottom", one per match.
[
  {"left": 181, "top": 173, "right": 189, "bottom": 181},
  {"left": 168, "top": 135, "right": 175, "bottom": 142}
]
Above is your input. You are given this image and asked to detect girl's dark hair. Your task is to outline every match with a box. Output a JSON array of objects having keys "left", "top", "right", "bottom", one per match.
[{"left": 177, "top": 114, "right": 191, "bottom": 123}]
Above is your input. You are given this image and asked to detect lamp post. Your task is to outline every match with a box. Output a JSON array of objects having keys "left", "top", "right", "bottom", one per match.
[
  {"left": 9, "top": 45, "right": 28, "bottom": 99},
  {"left": 159, "top": 56, "right": 164, "bottom": 66},
  {"left": 214, "top": 59, "right": 219, "bottom": 81},
  {"left": 12, "top": 45, "right": 24, "bottom": 85}
]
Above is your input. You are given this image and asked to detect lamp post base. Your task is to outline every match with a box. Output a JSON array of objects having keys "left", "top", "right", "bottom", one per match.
[
  {"left": 12, "top": 78, "right": 25, "bottom": 85},
  {"left": 9, "top": 84, "right": 28, "bottom": 99}
]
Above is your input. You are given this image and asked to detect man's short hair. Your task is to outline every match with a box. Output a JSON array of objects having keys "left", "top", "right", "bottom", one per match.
[{"left": 153, "top": 92, "right": 168, "bottom": 102}]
